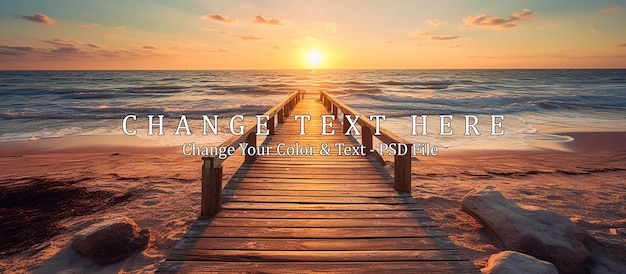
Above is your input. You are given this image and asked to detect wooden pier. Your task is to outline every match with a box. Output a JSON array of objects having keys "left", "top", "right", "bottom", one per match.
[{"left": 159, "top": 91, "right": 477, "bottom": 273}]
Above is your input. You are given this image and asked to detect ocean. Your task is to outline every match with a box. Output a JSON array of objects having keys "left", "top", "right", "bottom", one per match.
[{"left": 1, "top": 69, "right": 625, "bottom": 150}]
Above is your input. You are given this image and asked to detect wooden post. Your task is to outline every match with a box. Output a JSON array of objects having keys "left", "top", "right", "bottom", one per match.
[
  {"left": 268, "top": 115, "right": 276, "bottom": 135},
  {"left": 201, "top": 157, "right": 222, "bottom": 216},
  {"left": 343, "top": 112, "right": 350, "bottom": 134},
  {"left": 394, "top": 150, "right": 411, "bottom": 193},
  {"left": 285, "top": 101, "right": 292, "bottom": 117},
  {"left": 245, "top": 132, "right": 257, "bottom": 162},
  {"left": 278, "top": 109, "right": 285, "bottom": 124},
  {"left": 362, "top": 126, "right": 373, "bottom": 155}
]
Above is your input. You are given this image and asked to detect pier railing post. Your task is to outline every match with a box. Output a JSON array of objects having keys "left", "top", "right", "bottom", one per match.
[
  {"left": 362, "top": 126, "right": 373, "bottom": 155},
  {"left": 394, "top": 149, "right": 411, "bottom": 193},
  {"left": 245, "top": 132, "right": 257, "bottom": 162},
  {"left": 342, "top": 112, "right": 350, "bottom": 134},
  {"left": 268, "top": 115, "right": 275, "bottom": 135},
  {"left": 201, "top": 157, "right": 222, "bottom": 216},
  {"left": 277, "top": 109, "right": 285, "bottom": 124}
]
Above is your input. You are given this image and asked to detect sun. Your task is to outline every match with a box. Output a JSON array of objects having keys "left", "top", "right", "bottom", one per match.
[{"left": 306, "top": 49, "right": 323, "bottom": 67}]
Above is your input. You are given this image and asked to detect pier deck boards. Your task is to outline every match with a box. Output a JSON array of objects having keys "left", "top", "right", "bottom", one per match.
[{"left": 159, "top": 98, "right": 477, "bottom": 273}]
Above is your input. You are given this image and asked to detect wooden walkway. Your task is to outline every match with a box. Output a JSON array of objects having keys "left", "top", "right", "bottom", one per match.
[{"left": 159, "top": 93, "right": 477, "bottom": 273}]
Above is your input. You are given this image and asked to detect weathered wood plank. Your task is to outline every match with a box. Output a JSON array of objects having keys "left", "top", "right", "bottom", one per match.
[
  {"left": 214, "top": 209, "right": 429, "bottom": 219},
  {"left": 167, "top": 249, "right": 465, "bottom": 262},
  {"left": 225, "top": 183, "right": 396, "bottom": 191},
  {"left": 224, "top": 195, "right": 416, "bottom": 205},
  {"left": 228, "top": 178, "right": 392, "bottom": 184},
  {"left": 185, "top": 226, "right": 448, "bottom": 239},
  {"left": 193, "top": 218, "right": 438, "bottom": 228},
  {"left": 222, "top": 189, "right": 407, "bottom": 198},
  {"left": 222, "top": 202, "right": 424, "bottom": 211},
  {"left": 159, "top": 261, "right": 477, "bottom": 273},
  {"left": 172, "top": 237, "right": 455, "bottom": 251}
]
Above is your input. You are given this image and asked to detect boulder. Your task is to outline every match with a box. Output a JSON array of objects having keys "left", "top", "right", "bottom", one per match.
[
  {"left": 461, "top": 187, "right": 593, "bottom": 274},
  {"left": 71, "top": 217, "right": 150, "bottom": 264},
  {"left": 481, "top": 251, "right": 558, "bottom": 274}
]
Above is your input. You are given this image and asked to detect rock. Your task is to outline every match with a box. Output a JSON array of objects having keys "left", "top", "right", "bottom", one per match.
[
  {"left": 461, "top": 187, "right": 593, "bottom": 274},
  {"left": 481, "top": 251, "right": 558, "bottom": 274},
  {"left": 71, "top": 217, "right": 150, "bottom": 264}
]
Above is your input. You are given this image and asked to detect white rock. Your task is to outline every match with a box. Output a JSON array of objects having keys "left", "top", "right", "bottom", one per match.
[
  {"left": 71, "top": 217, "right": 150, "bottom": 264},
  {"left": 462, "top": 187, "right": 592, "bottom": 273},
  {"left": 481, "top": 251, "right": 558, "bottom": 274}
]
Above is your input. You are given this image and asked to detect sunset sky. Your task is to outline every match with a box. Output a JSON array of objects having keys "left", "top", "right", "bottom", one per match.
[{"left": 0, "top": 0, "right": 624, "bottom": 70}]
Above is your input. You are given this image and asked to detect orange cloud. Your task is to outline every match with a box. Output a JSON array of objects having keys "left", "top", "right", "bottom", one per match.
[
  {"left": 617, "top": 43, "right": 626, "bottom": 47},
  {"left": 42, "top": 38, "right": 83, "bottom": 47},
  {"left": 241, "top": 35, "right": 262, "bottom": 41},
  {"left": 208, "top": 48, "right": 228, "bottom": 53},
  {"left": 324, "top": 22, "right": 337, "bottom": 32},
  {"left": 0, "top": 45, "right": 41, "bottom": 55},
  {"left": 19, "top": 13, "right": 56, "bottom": 25},
  {"left": 601, "top": 5, "right": 621, "bottom": 13},
  {"left": 50, "top": 47, "right": 84, "bottom": 55},
  {"left": 87, "top": 43, "right": 104, "bottom": 49},
  {"left": 206, "top": 28, "right": 235, "bottom": 36},
  {"left": 80, "top": 23, "right": 99, "bottom": 28},
  {"left": 143, "top": 45, "right": 157, "bottom": 50},
  {"left": 202, "top": 13, "right": 238, "bottom": 24},
  {"left": 430, "top": 35, "right": 460, "bottom": 40},
  {"left": 252, "top": 15, "right": 288, "bottom": 26},
  {"left": 462, "top": 8, "right": 534, "bottom": 29},
  {"left": 427, "top": 19, "right": 441, "bottom": 27}
]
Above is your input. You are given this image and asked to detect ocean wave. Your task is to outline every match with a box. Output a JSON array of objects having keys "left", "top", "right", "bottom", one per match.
[
  {"left": 131, "top": 85, "right": 189, "bottom": 91},
  {"left": 378, "top": 80, "right": 451, "bottom": 87},
  {"left": 0, "top": 103, "right": 274, "bottom": 120}
]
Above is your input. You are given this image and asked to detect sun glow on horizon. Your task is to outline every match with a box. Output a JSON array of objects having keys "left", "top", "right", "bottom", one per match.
[{"left": 306, "top": 49, "right": 323, "bottom": 67}]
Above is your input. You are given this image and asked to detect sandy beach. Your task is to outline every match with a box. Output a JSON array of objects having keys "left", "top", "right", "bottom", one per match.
[{"left": 0, "top": 132, "right": 624, "bottom": 273}]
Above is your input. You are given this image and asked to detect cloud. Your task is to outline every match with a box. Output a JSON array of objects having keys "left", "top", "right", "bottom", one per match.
[
  {"left": 324, "top": 22, "right": 337, "bottom": 32},
  {"left": 241, "top": 35, "right": 262, "bottom": 41},
  {"left": 206, "top": 28, "right": 235, "bottom": 36},
  {"left": 617, "top": 43, "right": 626, "bottom": 47},
  {"left": 42, "top": 38, "right": 83, "bottom": 47},
  {"left": 0, "top": 45, "right": 39, "bottom": 52},
  {"left": 202, "top": 14, "right": 238, "bottom": 24},
  {"left": 462, "top": 8, "right": 535, "bottom": 29},
  {"left": 143, "top": 45, "right": 157, "bottom": 50},
  {"left": 252, "top": 15, "right": 289, "bottom": 26},
  {"left": 50, "top": 47, "right": 83, "bottom": 55},
  {"left": 87, "top": 43, "right": 104, "bottom": 49},
  {"left": 413, "top": 30, "right": 461, "bottom": 41},
  {"left": 448, "top": 44, "right": 461, "bottom": 48},
  {"left": 601, "top": 5, "right": 621, "bottom": 13},
  {"left": 0, "top": 45, "right": 41, "bottom": 55},
  {"left": 208, "top": 48, "right": 228, "bottom": 53},
  {"left": 80, "top": 23, "right": 99, "bottom": 28},
  {"left": 115, "top": 25, "right": 127, "bottom": 30},
  {"left": 19, "top": 13, "right": 56, "bottom": 25},
  {"left": 427, "top": 19, "right": 441, "bottom": 27},
  {"left": 430, "top": 35, "right": 460, "bottom": 40}
]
